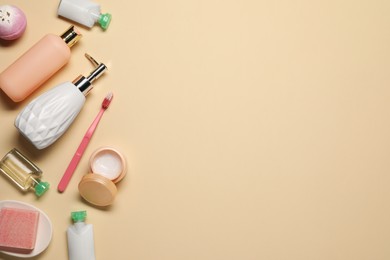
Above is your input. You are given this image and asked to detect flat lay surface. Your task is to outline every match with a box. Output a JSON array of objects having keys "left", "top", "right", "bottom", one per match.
[{"left": 1, "top": 0, "right": 390, "bottom": 259}]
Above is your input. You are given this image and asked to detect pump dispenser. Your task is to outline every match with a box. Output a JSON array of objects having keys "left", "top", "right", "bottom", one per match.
[
  {"left": 15, "top": 54, "right": 107, "bottom": 150},
  {"left": 0, "top": 25, "right": 82, "bottom": 102}
]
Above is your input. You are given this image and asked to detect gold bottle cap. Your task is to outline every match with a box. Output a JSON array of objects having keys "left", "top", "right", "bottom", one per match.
[{"left": 60, "top": 25, "right": 82, "bottom": 48}]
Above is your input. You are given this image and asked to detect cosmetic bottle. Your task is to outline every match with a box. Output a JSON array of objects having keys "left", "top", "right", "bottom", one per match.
[
  {"left": 58, "top": 0, "right": 111, "bottom": 30},
  {"left": 0, "top": 25, "right": 82, "bottom": 102},
  {"left": 15, "top": 54, "right": 107, "bottom": 150},
  {"left": 67, "top": 211, "right": 96, "bottom": 260},
  {"left": 0, "top": 148, "right": 49, "bottom": 197}
]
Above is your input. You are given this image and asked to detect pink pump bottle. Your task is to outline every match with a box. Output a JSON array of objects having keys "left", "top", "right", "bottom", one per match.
[{"left": 0, "top": 25, "right": 82, "bottom": 102}]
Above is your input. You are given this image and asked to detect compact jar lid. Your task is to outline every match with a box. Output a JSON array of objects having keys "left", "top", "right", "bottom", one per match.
[
  {"left": 79, "top": 174, "right": 117, "bottom": 206},
  {"left": 78, "top": 147, "right": 126, "bottom": 207}
]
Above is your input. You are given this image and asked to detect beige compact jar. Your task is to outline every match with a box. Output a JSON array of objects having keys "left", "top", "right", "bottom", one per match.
[{"left": 78, "top": 147, "right": 127, "bottom": 207}]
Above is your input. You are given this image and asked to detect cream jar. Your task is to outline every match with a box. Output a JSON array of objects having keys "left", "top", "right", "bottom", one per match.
[{"left": 78, "top": 147, "right": 126, "bottom": 207}]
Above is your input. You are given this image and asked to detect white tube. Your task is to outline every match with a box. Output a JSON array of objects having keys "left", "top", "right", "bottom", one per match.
[
  {"left": 67, "top": 211, "right": 96, "bottom": 260},
  {"left": 58, "top": 0, "right": 101, "bottom": 28},
  {"left": 57, "top": 0, "right": 112, "bottom": 30}
]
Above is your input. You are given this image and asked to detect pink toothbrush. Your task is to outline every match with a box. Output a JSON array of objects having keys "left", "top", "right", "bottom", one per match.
[{"left": 58, "top": 92, "right": 114, "bottom": 193}]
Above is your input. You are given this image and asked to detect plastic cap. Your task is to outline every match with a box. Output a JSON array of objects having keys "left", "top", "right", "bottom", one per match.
[
  {"left": 71, "top": 211, "right": 87, "bottom": 222},
  {"left": 78, "top": 173, "right": 117, "bottom": 206},
  {"left": 98, "top": 13, "right": 112, "bottom": 30},
  {"left": 35, "top": 181, "right": 50, "bottom": 197}
]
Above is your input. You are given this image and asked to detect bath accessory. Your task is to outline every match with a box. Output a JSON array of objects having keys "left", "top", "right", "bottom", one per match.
[
  {"left": 15, "top": 54, "right": 107, "bottom": 149},
  {"left": 58, "top": 92, "right": 113, "bottom": 192},
  {"left": 58, "top": 0, "right": 111, "bottom": 30},
  {"left": 0, "top": 200, "right": 52, "bottom": 258},
  {"left": 0, "top": 207, "right": 39, "bottom": 253},
  {"left": 78, "top": 147, "right": 126, "bottom": 207},
  {"left": 0, "top": 148, "right": 49, "bottom": 197},
  {"left": 67, "top": 211, "right": 96, "bottom": 260},
  {"left": 0, "top": 25, "right": 81, "bottom": 102},
  {"left": 0, "top": 5, "right": 27, "bottom": 40}
]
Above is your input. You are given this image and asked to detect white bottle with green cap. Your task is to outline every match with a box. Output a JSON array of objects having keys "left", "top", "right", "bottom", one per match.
[
  {"left": 67, "top": 211, "right": 96, "bottom": 260},
  {"left": 58, "top": 0, "right": 112, "bottom": 30}
]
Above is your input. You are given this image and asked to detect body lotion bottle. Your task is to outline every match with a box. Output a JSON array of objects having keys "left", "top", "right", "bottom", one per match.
[
  {"left": 0, "top": 25, "right": 82, "bottom": 102},
  {"left": 67, "top": 211, "right": 96, "bottom": 260},
  {"left": 15, "top": 54, "right": 107, "bottom": 149}
]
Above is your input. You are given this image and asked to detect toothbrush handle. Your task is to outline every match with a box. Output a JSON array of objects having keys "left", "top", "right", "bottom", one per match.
[
  {"left": 57, "top": 136, "right": 91, "bottom": 192},
  {"left": 57, "top": 109, "right": 105, "bottom": 192}
]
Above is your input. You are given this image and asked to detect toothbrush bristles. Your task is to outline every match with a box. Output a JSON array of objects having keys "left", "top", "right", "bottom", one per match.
[{"left": 102, "top": 92, "right": 113, "bottom": 109}]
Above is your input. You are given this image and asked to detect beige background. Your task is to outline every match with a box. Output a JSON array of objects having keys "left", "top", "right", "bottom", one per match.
[{"left": 1, "top": 0, "right": 390, "bottom": 259}]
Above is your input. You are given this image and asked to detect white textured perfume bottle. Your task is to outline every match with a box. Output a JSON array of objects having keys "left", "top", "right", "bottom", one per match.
[{"left": 15, "top": 54, "right": 107, "bottom": 149}]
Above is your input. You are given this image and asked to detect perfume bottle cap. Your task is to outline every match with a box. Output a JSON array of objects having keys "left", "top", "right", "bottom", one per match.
[
  {"left": 60, "top": 25, "right": 82, "bottom": 47},
  {"left": 35, "top": 181, "right": 50, "bottom": 197}
]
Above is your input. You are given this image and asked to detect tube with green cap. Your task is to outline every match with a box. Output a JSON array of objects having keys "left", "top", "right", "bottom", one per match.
[
  {"left": 58, "top": 0, "right": 112, "bottom": 30},
  {"left": 67, "top": 211, "right": 96, "bottom": 260}
]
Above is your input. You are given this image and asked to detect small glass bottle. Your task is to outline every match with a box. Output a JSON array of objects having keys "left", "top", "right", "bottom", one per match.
[{"left": 0, "top": 148, "right": 49, "bottom": 197}]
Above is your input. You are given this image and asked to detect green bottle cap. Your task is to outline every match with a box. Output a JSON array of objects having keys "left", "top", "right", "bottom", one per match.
[
  {"left": 35, "top": 181, "right": 50, "bottom": 197},
  {"left": 71, "top": 211, "right": 87, "bottom": 222},
  {"left": 98, "top": 13, "right": 112, "bottom": 30}
]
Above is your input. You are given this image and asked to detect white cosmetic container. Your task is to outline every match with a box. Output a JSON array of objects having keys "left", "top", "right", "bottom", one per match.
[
  {"left": 67, "top": 211, "right": 95, "bottom": 260},
  {"left": 14, "top": 54, "right": 107, "bottom": 150},
  {"left": 58, "top": 0, "right": 112, "bottom": 30}
]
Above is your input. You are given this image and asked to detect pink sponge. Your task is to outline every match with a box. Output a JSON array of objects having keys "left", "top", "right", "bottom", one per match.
[{"left": 0, "top": 207, "right": 39, "bottom": 254}]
